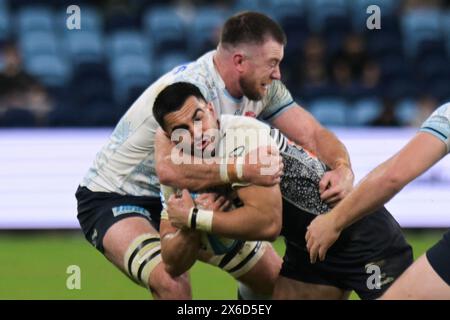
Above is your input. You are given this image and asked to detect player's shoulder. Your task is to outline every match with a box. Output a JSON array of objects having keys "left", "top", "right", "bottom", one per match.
[
  {"left": 172, "top": 51, "right": 216, "bottom": 84},
  {"left": 421, "top": 102, "right": 450, "bottom": 127},
  {"left": 420, "top": 102, "right": 450, "bottom": 152},
  {"left": 432, "top": 102, "right": 450, "bottom": 120}
]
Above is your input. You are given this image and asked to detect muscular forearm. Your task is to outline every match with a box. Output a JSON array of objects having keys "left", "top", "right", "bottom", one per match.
[
  {"left": 157, "top": 160, "right": 238, "bottom": 191},
  {"left": 330, "top": 162, "right": 401, "bottom": 231},
  {"left": 210, "top": 203, "right": 281, "bottom": 242},
  {"left": 160, "top": 224, "right": 201, "bottom": 277},
  {"left": 314, "top": 127, "right": 352, "bottom": 170}
]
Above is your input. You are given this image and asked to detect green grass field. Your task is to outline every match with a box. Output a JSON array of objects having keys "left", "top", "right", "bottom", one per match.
[{"left": 0, "top": 230, "right": 443, "bottom": 300}]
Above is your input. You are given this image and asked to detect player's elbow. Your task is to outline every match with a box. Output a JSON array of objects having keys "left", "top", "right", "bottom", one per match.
[
  {"left": 263, "top": 224, "right": 281, "bottom": 242},
  {"left": 383, "top": 168, "right": 407, "bottom": 194},
  {"left": 261, "top": 209, "right": 282, "bottom": 242}
]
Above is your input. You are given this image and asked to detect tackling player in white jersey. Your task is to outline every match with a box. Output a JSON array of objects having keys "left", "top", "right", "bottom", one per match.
[
  {"left": 306, "top": 102, "right": 450, "bottom": 299},
  {"left": 76, "top": 11, "right": 354, "bottom": 299}
]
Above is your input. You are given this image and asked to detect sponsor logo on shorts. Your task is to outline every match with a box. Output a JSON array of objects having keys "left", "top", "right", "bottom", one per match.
[{"left": 112, "top": 205, "right": 151, "bottom": 218}]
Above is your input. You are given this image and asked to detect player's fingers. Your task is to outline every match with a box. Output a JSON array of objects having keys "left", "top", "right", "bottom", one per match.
[
  {"left": 214, "top": 196, "right": 226, "bottom": 208},
  {"left": 319, "top": 246, "right": 328, "bottom": 262},
  {"left": 326, "top": 197, "right": 342, "bottom": 207},
  {"left": 309, "top": 244, "right": 320, "bottom": 264},
  {"left": 196, "top": 193, "right": 209, "bottom": 202},
  {"left": 167, "top": 194, "right": 177, "bottom": 205},
  {"left": 305, "top": 229, "right": 311, "bottom": 243},
  {"left": 219, "top": 200, "right": 231, "bottom": 211},
  {"left": 319, "top": 174, "right": 331, "bottom": 193},
  {"left": 181, "top": 189, "right": 192, "bottom": 202},
  {"left": 320, "top": 186, "right": 340, "bottom": 201}
]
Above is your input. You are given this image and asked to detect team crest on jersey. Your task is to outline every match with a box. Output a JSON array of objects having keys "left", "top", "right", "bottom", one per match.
[{"left": 244, "top": 111, "right": 257, "bottom": 118}]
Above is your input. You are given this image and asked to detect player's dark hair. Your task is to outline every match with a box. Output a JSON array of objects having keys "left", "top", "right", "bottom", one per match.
[
  {"left": 153, "top": 82, "right": 207, "bottom": 130},
  {"left": 220, "top": 11, "right": 287, "bottom": 47}
]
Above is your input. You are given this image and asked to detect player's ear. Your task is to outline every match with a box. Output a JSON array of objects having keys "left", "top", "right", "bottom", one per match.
[
  {"left": 232, "top": 51, "right": 245, "bottom": 73},
  {"left": 206, "top": 101, "right": 216, "bottom": 117}
]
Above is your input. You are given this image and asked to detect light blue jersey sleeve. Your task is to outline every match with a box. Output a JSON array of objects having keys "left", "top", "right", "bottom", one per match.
[
  {"left": 420, "top": 102, "right": 450, "bottom": 154},
  {"left": 258, "top": 80, "right": 296, "bottom": 122}
]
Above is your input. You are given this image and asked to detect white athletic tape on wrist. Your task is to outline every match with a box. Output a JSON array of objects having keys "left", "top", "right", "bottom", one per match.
[
  {"left": 220, "top": 161, "right": 229, "bottom": 183},
  {"left": 196, "top": 209, "right": 214, "bottom": 232}
]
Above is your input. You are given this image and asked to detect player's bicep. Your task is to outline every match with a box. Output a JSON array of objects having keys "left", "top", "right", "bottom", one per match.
[
  {"left": 270, "top": 104, "right": 323, "bottom": 150},
  {"left": 236, "top": 184, "right": 282, "bottom": 217}
]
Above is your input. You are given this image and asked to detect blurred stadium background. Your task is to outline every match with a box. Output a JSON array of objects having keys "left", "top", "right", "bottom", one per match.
[{"left": 0, "top": 0, "right": 449, "bottom": 299}]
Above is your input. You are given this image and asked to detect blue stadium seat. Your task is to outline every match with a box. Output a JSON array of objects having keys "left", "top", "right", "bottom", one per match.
[
  {"left": 395, "top": 99, "right": 418, "bottom": 125},
  {"left": 108, "top": 30, "right": 152, "bottom": 60},
  {"left": 402, "top": 9, "right": 444, "bottom": 58},
  {"left": 143, "top": 6, "right": 186, "bottom": 55},
  {"left": 189, "top": 7, "right": 226, "bottom": 56},
  {"left": 16, "top": 6, "right": 53, "bottom": 33},
  {"left": 268, "top": 0, "right": 305, "bottom": 19},
  {"left": 308, "top": 98, "right": 348, "bottom": 126},
  {"left": 19, "top": 31, "right": 59, "bottom": 58},
  {"left": 306, "top": 0, "right": 348, "bottom": 33},
  {"left": 25, "top": 54, "right": 71, "bottom": 88},
  {"left": 111, "top": 54, "right": 153, "bottom": 103},
  {"left": 233, "top": 0, "right": 271, "bottom": 14},
  {"left": 349, "top": 98, "right": 383, "bottom": 126},
  {"left": 269, "top": 0, "right": 307, "bottom": 54},
  {"left": 64, "top": 31, "right": 104, "bottom": 65}
]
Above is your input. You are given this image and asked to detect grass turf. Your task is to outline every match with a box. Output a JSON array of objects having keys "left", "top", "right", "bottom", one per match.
[{"left": 0, "top": 230, "right": 442, "bottom": 299}]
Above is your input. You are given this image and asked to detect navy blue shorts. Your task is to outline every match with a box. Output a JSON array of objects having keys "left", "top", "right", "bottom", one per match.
[
  {"left": 426, "top": 229, "right": 450, "bottom": 286},
  {"left": 280, "top": 200, "right": 414, "bottom": 300},
  {"left": 75, "top": 186, "right": 162, "bottom": 253}
]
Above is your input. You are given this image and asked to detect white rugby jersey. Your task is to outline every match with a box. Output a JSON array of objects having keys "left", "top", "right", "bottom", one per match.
[
  {"left": 420, "top": 102, "right": 450, "bottom": 153},
  {"left": 80, "top": 50, "right": 295, "bottom": 197},
  {"left": 160, "top": 114, "right": 278, "bottom": 218}
]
